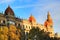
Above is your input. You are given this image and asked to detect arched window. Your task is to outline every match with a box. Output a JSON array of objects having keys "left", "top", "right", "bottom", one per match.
[
  {"left": 26, "top": 25, "right": 27, "bottom": 28},
  {"left": 3, "top": 20, "right": 5, "bottom": 24},
  {"left": 18, "top": 24, "right": 20, "bottom": 27},
  {"left": 29, "top": 26, "right": 30, "bottom": 29},
  {"left": 23, "top": 25, "right": 24, "bottom": 29}
]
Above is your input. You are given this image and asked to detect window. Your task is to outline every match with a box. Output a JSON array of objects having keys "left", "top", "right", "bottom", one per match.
[
  {"left": 23, "top": 25, "right": 24, "bottom": 29},
  {"left": 50, "top": 32, "right": 52, "bottom": 34},
  {"left": 18, "top": 24, "right": 20, "bottom": 27},
  {"left": 29, "top": 26, "right": 30, "bottom": 29},
  {"left": 50, "top": 25, "right": 52, "bottom": 28},
  {"left": 3, "top": 20, "right": 5, "bottom": 24},
  {"left": 26, "top": 25, "right": 27, "bottom": 28}
]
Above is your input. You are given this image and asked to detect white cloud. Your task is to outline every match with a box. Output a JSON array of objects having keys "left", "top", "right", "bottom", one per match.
[
  {"left": 29, "top": 1, "right": 60, "bottom": 33},
  {"left": 32, "top": 2, "right": 60, "bottom": 20},
  {"left": 14, "top": 4, "right": 43, "bottom": 8},
  {"left": 0, "top": 0, "right": 15, "bottom": 4}
]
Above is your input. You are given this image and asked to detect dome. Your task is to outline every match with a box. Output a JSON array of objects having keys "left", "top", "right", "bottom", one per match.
[
  {"left": 29, "top": 15, "right": 36, "bottom": 22},
  {"left": 4, "top": 6, "right": 15, "bottom": 16}
]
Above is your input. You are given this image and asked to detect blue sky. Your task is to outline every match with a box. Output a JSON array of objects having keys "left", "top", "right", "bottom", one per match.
[{"left": 0, "top": 0, "right": 60, "bottom": 33}]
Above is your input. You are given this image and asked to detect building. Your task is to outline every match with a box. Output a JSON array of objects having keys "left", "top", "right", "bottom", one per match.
[
  {"left": 55, "top": 33, "right": 60, "bottom": 38},
  {"left": 0, "top": 6, "right": 54, "bottom": 37}
]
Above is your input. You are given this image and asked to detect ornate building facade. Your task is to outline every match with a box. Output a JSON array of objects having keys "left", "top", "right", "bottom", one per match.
[{"left": 0, "top": 6, "right": 54, "bottom": 37}]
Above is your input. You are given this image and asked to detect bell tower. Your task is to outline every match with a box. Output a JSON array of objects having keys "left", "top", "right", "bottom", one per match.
[
  {"left": 44, "top": 11, "right": 54, "bottom": 37},
  {"left": 44, "top": 11, "right": 53, "bottom": 27}
]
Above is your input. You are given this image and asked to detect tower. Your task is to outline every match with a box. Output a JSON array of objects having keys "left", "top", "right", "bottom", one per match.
[
  {"left": 44, "top": 11, "right": 54, "bottom": 37},
  {"left": 4, "top": 6, "right": 15, "bottom": 26},
  {"left": 28, "top": 14, "right": 36, "bottom": 27},
  {"left": 44, "top": 11, "right": 53, "bottom": 28}
]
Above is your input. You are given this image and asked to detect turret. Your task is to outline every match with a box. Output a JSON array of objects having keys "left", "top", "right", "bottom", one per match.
[
  {"left": 44, "top": 11, "right": 54, "bottom": 37},
  {"left": 44, "top": 11, "right": 53, "bottom": 27}
]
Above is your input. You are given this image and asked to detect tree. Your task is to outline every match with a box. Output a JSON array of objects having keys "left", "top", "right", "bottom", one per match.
[
  {"left": 0, "top": 26, "right": 8, "bottom": 40},
  {"left": 8, "top": 25, "right": 20, "bottom": 40},
  {"left": 28, "top": 27, "right": 51, "bottom": 40},
  {"left": 0, "top": 25, "right": 22, "bottom": 40}
]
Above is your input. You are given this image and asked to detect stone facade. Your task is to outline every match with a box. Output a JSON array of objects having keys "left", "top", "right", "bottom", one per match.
[{"left": 0, "top": 6, "right": 54, "bottom": 37}]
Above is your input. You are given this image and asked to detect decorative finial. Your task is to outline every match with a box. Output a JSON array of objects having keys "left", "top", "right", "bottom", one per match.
[
  {"left": 31, "top": 13, "right": 33, "bottom": 16},
  {"left": 47, "top": 11, "right": 51, "bottom": 18},
  {"left": 8, "top": 5, "right": 11, "bottom": 8},
  {"left": 48, "top": 11, "right": 50, "bottom": 16}
]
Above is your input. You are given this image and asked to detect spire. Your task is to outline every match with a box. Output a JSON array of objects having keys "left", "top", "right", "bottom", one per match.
[
  {"left": 31, "top": 13, "right": 32, "bottom": 16},
  {"left": 8, "top": 5, "right": 10, "bottom": 8},
  {"left": 44, "top": 11, "right": 54, "bottom": 36},
  {"left": 44, "top": 11, "right": 53, "bottom": 27},
  {"left": 30, "top": 13, "right": 33, "bottom": 17},
  {"left": 47, "top": 11, "right": 51, "bottom": 21},
  {"left": 47, "top": 11, "right": 50, "bottom": 17}
]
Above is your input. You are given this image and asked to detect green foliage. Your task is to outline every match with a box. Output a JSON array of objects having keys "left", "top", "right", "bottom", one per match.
[
  {"left": 28, "top": 27, "right": 50, "bottom": 40},
  {"left": 0, "top": 26, "right": 60, "bottom": 40},
  {"left": 28, "top": 27, "right": 60, "bottom": 40}
]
